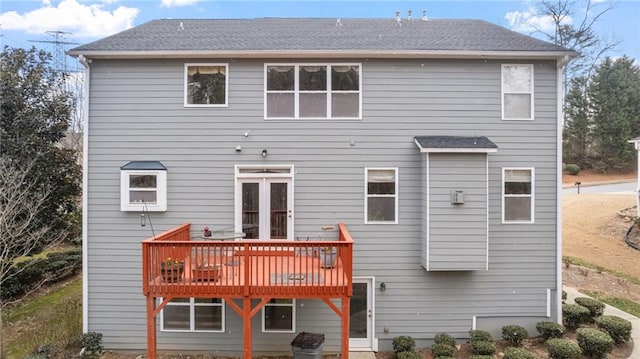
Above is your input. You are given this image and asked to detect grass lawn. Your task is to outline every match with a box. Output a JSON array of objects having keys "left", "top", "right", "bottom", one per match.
[
  {"left": 4, "top": 277, "right": 82, "bottom": 359},
  {"left": 583, "top": 290, "right": 640, "bottom": 318}
]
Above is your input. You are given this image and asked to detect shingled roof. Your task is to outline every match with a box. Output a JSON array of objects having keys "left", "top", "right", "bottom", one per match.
[
  {"left": 69, "top": 18, "right": 575, "bottom": 59},
  {"left": 414, "top": 136, "right": 498, "bottom": 153}
]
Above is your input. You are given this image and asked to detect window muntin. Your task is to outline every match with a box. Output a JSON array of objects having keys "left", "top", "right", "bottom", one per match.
[
  {"left": 502, "top": 64, "right": 533, "bottom": 120},
  {"left": 262, "top": 299, "right": 295, "bottom": 333},
  {"left": 265, "top": 64, "right": 361, "bottom": 119},
  {"left": 365, "top": 168, "right": 398, "bottom": 224},
  {"left": 185, "top": 63, "right": 228, "bottom": 107},
  {"left": 161, "top": 298, "right": 224, "bottom": 332},
  {"left": 120, "top": 170, "right": 167, "bottom": 212},
  {"left": 503, "top": 168, "right": 534, "bottom": 223}
]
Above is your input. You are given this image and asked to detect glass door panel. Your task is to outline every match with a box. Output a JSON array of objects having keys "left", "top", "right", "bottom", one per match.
[
  {"left": 242, "top": 182, "right": 260, "bottom": 239},
  {"left": 270, "top": 182, "right": 288, "bottom": 239},
  {"left": 350, "top": 282, "right": 368, "bottom": 338}
]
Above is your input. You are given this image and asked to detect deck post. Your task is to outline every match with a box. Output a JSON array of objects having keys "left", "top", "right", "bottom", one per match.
[
  {"left": 243, "top": 296, "right": 252, "bottom": 359},
  {"left": 146, "top": 296, "right": 157, "bottom": 359},
  {"left": 341, "top": 296, "right": 350, "bottom": 359}
]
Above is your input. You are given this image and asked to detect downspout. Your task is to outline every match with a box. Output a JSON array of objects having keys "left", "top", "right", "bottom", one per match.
[
  {"left": 556, "top": 55, "right": 569, "bottom": 323},
  {"left": 79, "top": 54, "right": 91, "bottom": 333}
]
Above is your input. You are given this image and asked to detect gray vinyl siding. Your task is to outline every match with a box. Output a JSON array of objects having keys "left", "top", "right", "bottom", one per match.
[
  {"left": 427, "top": 153, "right": 488, "bottom": 271},
  {"left": 86, "top": 58, "right": 559, "bottom": 353}
]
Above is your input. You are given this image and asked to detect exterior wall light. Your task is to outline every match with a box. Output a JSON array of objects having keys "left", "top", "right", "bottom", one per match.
[
  {"left": 380, "top": 282, "right": 386, "bottom": 291},
  {"left": 262, "top": 149, "right": 268, "bottom": 157}
]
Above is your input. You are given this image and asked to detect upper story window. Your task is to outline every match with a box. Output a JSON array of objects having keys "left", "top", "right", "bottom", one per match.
[
  {"left": 184, "top": 63, "right": 228, "bottom": 107},
  {"left": 502, "top": 168, "right": 534, "bottom": 223},
  {"left": 365, "top": 168, "right": 398, "bottom": 224},
  {"left": 265, "top": 64, "right": 361, "bottom": 120},
  {"left": 502, "top": 64, "right": 533, "bottom": 120},
  {"left": 120, "top": 161, "right": 167, "bottom": 212}
]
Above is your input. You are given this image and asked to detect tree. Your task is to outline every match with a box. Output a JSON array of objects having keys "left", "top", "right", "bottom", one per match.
[
  {"left": 589, "top": 57, "right": 640, "bottom": 172},
  {"left": 0, "top": 46, "right": 81, "bottom": 249},
  {"left": 533, "top": 0, "right": 620, "bottom": 84},
  {"left": 563, "top": 76, "right": 591, "bottom": 167}
]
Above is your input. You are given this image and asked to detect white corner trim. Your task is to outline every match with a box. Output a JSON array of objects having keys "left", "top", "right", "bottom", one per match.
[
  {"left": 425, "top": 154, "right": 430, "bottom": 271},
  {"left": 81, "top": 60, "right": 90, "bottom": 333},
  {"left": 556, "top": 57, "right": 565, "bottom": 324},
  {"left": 486, "top": 156, "right": 489, "bottom": 271},
  {"left": 472, "top": 315, "right": 477, "bottom": 330},
  {"left": 546, "top": 288, "right": 551, "bottom": 317}
]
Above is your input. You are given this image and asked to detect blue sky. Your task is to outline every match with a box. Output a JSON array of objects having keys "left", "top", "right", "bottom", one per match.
[{"left": 1, "top": 0, "right": 639, "bottom": 61}]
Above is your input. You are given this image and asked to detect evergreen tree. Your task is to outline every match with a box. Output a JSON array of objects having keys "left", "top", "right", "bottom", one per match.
[
  {"left": 564, "top": 76, "right": 591, "bottom": 167},
  {"left": 0, "top": 46, "right": 81, "bottom": 250},
  {"left": 589, "top": 57, "right": 640, "bottom": 172}
]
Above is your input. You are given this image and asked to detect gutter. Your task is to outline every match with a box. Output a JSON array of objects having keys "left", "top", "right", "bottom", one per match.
[{"left": 67, "top": 49, "right": 578, "bottom": 60}]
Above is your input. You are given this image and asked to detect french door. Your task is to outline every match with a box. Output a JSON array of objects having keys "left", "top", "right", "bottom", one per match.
[{"left": 235, "top": 166, "right": 293, "bottom": 240}]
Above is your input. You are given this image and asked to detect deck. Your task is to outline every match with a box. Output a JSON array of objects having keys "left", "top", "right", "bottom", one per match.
[{"left": 142, "top": 223, "right": 354, "bottom": 359}]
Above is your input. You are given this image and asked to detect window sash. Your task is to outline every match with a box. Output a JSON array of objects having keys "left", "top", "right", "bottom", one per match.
[
  {"left": 502, "top": 168, "right": 534, "bottom": 223},
  {"left": 265, "top": 64, "right": 361, "bottom": 119},
  {"left": 161, "top": 298, "right": 224, "bottom": 332},
  {"left": 184, "top": 63, "right": 228, "bottom": 107},
  {"left": 502, "top": 64, "right": 533, "bottom": 120},
  {"left": 365, "top": 168, "right": 398, "bottom": 224}
]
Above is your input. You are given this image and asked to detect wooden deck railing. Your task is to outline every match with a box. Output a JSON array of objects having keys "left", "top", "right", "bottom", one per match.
[{"left": 142, "top": 223, "right": 353, "bottom": 298}]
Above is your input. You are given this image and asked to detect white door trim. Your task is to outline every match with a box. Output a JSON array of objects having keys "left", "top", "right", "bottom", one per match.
[{"left": 349, "top": 276, "right": 378, "bottom": 351}]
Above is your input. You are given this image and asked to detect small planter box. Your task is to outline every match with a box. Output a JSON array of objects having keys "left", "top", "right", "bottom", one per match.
[
  {"left": 160, "top": 262, "right": 184, "bottom": 283},
  {"left": 192, "top": 265, "right": 221, "bottom": 282},
  {"left": 319, "top": 247, "right": 338, "bottom": 268}
]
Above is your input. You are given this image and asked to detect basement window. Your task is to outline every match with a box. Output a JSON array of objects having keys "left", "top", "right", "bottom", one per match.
[{"left": 160, "top": 298, "right": 225, "bottom": 332}]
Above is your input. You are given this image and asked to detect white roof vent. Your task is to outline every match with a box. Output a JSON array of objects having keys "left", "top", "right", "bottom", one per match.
[
  {"left": 422, "top": 9, "right": 429, "bottom": 21},
  {"left": 408, "top": 10, "right": 413, "bottom": 21},
  {"left": 395, "top": 11, "right": 402, "bottom": 26}
]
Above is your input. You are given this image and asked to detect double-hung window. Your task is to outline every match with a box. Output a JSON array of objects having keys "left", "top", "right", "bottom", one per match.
[
  {"left": 502, "top": 168, "right": 534, "bottom": 223},
  {"left": 365, "top": 168, "right": 398, "bottom": 224},
  {"left": 262, "top": 299, "right": 295, "bottom": 333},
  {"left": 160, "top": 298, "right": 225, "bottom": 332},
  {"left": 184, "top": 63, "right": 228, "bottom": 107},
  {"left": 265, "top": 64, "right": 361, "bottom": 119},
  {"left": 502, "top": 64, "right": 533, "bottom": 120}
]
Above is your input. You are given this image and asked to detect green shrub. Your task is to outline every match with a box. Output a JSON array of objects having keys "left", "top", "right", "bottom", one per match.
[
  {"left": 565, "top": 164, "right": 580, "bottom": 175},
  {"left": 501, "top": 325, "right": 529, "bottom": 347},
  {"left": 397, "top": 351, "right": 423, "bottom": 359},
  {"left": 562, "top": 290, "right": 567, "bottom": 302},
  {"left": 503, "top": 347, "right": 536, "bottom": 359},
  {"left": 536, "top": 321, "right": 565, "bottom": 340},
  {"left": 576, "top": 328, "right": 614, "bottom": 358},
  {"left": 433, "top": 332, "right": 456, "bottom": 347},
  {"left": 431, "top": 343, "right": 455, "bottom": 358},
  {"left": 471, "top": 340, "right": 496, "bottom": 355},
  {"left": 562, "top": 303, "right": 590, "bottom": 329},
  {"left": 79, "top": 332, "right": 103, "bottom": 358},
  {"left": 468, "top": 329, "right": 492, "bottom": 342},
  {"left": 596, "top": 315, "right": 632, "bottom": 344},
  {"left": 546, "top": 338, "right": 581, "bottom": 359},
  {"left": 392, "top": 336, "right": 416, "bottom": 353},
  {"left": 575, "top": 297, "right": 605, "bottom": 321},
  {"left": 468, "top": 356, "right": 493, "bottom": 359}
]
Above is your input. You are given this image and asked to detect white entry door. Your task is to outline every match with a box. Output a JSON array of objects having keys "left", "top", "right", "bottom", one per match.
[
  {"left": 350, "top": 278, "right": 375, "bottom": 350},
  {"left": 235, "top": 167, "right": 293, "bottom": 240}
]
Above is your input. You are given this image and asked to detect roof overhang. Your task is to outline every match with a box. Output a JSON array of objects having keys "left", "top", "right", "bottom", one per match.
[
  {"left": 68, "top": 49, "right": 578, "bottom": 60},
  {"left": 414, "top": 136, "right": 498, "bottom": 153}
]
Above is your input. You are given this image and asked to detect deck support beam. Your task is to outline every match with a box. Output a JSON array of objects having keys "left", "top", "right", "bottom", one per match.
[
  {"left": 146, "top": 296, "right": 157, "bottom": 359},
  {"left": 243, "top": 297, "right": 252, "bottom": 359},
  {"left": 322, "top": 297, "right": 350, "bottom": 358}
]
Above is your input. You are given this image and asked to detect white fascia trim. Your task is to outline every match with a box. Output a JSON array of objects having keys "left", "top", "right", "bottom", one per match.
[
  {"left": 555, "top": 57, "right": 565, "bottom": 323},
  {"left": 81, "top": 59, "right": 90, "bottom": 333},
  {"left": 69, "top": 49, "right": 576, "bottom": 60}
]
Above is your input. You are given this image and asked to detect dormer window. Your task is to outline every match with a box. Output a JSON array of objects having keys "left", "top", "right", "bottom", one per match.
[{"left": 120, "top": 161, "right": 167, "bottom": 212}]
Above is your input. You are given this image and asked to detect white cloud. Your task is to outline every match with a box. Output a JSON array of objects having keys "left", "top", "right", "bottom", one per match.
[
  {"left": 505, "top": 6, "right": 572, "bottom": 34},
  {"left": 0, "top": 0, "right": 139, "bottom": 39},
  {"left": 161, "top": 0, "right": 201, "bottom": 7}
]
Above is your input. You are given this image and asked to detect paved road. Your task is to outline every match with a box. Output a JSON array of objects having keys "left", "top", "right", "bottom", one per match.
[{"left": 562, "top": 181, "right": 637, "bottom": 195}]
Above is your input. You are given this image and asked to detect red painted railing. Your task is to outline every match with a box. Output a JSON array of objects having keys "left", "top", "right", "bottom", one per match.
[{"left": 142, "top": 223, "right": 353, "bottom": 299}]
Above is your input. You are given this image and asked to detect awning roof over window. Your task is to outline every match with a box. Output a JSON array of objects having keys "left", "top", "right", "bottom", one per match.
[
  {"left": 414, "top": 136, "right": 498, "bottom": 153},
  {"left": 120, "top": 161, "right": 167, "bottom": 170}
]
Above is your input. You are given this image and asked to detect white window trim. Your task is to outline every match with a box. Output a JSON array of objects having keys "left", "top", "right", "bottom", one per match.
[
  {"left": 120, "top": 170, "right": 167, "bottom": 212},
  {"left": 159, "top": 298, "right": 226, "bottom": 333},
  {"left": 364, "top": 167, "right": 399, "bottom": 225},
  {"left": 264, "top": 63, "right": 362, "bottom": 120},
  {"left": 262, "top": 299, "right": 296, "bottom": 333},
  {"left": 501, "top": 64, "right": 534, "bottom": 121},
  {"left": 502, "top": 167, "right": 535, "bottom": 224},
  {"left": 184, "top": 63, "right": 229, "bottom": 108}
]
